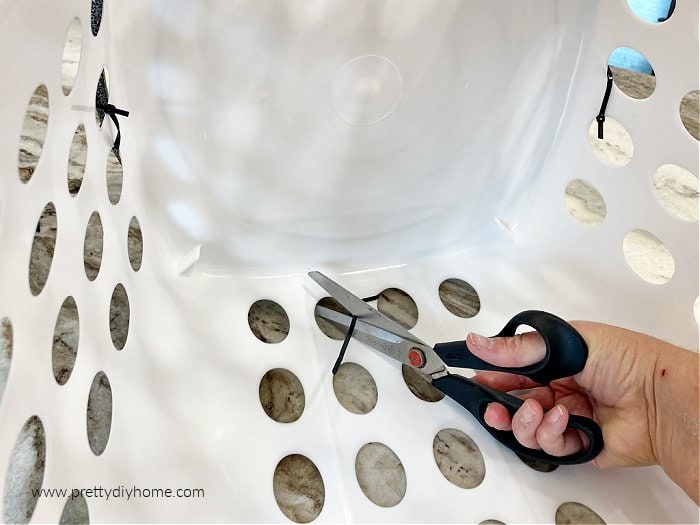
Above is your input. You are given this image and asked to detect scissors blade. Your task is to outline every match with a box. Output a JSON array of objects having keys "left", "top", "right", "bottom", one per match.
[
  {"left": 308, "top": 271, "right": 425, "bottom": 346},
  {"left": 315, "top": 305, "right": 447, "bottom": 377}
]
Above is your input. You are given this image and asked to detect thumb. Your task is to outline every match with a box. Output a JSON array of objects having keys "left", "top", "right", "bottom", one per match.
[{"left": 466, "top": 330, "right": 546, "bottom": 368}]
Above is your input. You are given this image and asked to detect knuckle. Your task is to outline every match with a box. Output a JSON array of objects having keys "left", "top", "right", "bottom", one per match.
[
  {"left": 513, "top": 421, "right": 538, "bottom": 449},
  {"left": 502, "top": 334, "right": 522, "bottom": 354},
  {"left": 536, "top": 425, "right": 562, "bottom": 451}
]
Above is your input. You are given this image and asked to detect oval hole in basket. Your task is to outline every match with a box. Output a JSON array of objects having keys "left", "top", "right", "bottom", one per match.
[
  {"left": 333, "top": 362, "right": 377, "bottom": 414},
  {"left": 680, "top": 90, "right": 699, "bottom": 141},
  {"left": 355, "top": 442, "right": 406, "bottom": 507},
  {"left": 59, "top": 493, "right": 90, "bottom": 525},
  {"left": 28, "top": 202, "right": 58, "bottom": 296},
  {"left": 109, "top": 284, "right": 130, "bottom": 350},
  {"left": 401, "top": 364, "right": 444, "bottom": 402},
  {"left": 86, "top": 371, "right": 112, "bottom": 455},
  {"left": 91, "top": 0, "right": 103, "bottom": 36},
  {"left": 67, "top": 124, "right": 88, "bottom": 196},
  {"left": 84, "top": 212, "right": 103, "bottom": 280},
  {"left": 128, "top": 216, "right": 143, "bottom": 271},
  {"left": 106, "top": 149, "right": 123, "bottom": 204},
  {"left": 439, "top": 278, "right": 480, "bottom": 318},
  {"left": 623, "top": 229, "right": 675, "bottom": 284},
  {"left": 18, "top": 85, "right": 49, "bottom": 183},
  {"left": 248, "top": 300, "right": 289, "bottom": 344},
  {"left": 587, "top": 117, "right": 633, "bottom": 168},
  {"left": 377, "top": 288, "right": 418, "bottom": 330},
  {"left": 556, "top": 501, "right": 606, "bottom": 525},
  {"left": 2, "top": 416, "right": 46, "bottom": 524},
  {"left": 564, "top": 179, "right": 606, "bottom": 227},
  {"left": 0, "top": 317, "right": 12, "bottom": 406},
  {"left": 314, "top": 297, "right": 350, "bottom": 340},
  {"left": 608, "top": 48, "right": 655, "bottom": 99},
  {"left": 626, "top": 0, "right": 675, "bottom": 24},
  {"left": 95, "top": 67, "right": 109, "bottom": 127},
  {"left": 433, "top": 428, "right": 485, "bottom": 488},
  {"left": 259, "top": 368, "right": 305, "bottom": 423},
  {"left": 273, "top": 454, "right": 324, "bottom": 523},
  {"left": 653, "top": 164, "right": 698, "bottom": 221},
  {"left": 53, "top": 297, "right": 79, "bottom": 385},
  {"left": 61, "top": 18, "right": 82, "bottom": 96}
]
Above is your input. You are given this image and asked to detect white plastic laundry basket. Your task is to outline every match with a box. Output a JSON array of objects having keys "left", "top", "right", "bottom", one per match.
[{"left": 0, "top": 0, "right": 697, "bottom": 523}]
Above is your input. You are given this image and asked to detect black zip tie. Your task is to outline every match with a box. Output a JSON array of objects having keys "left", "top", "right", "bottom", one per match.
[
  {"left": 596, "top": 67, "right": 613, "bottom": 140},
  {"left": 658, "top": 0, "right": 675, "bottom": 22},
  {"left": 332, "top": 315, "right": 357, "bottom": 375},
  {"left": 96, "top": 103, "right": 130, "bottom": 161},
  {"left": 330, "top": 294, "right": 380, "bottom": 374}
]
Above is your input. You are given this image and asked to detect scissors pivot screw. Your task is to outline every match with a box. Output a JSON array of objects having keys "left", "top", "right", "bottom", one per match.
[{"left": 408, "top": 348, "right": 426, "bottom": 368}]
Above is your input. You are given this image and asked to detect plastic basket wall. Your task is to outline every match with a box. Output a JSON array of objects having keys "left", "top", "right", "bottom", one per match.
[{"left": 0, "top": 0, "right": 698, "bottom": 523}]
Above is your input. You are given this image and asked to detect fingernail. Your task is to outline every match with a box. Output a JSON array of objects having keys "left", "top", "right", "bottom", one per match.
[
  {"left": 520, "top": 401, "right": 536, "bottom": 423},
  {"left": 468, "top": 332, "right": 494, "bottom": 350},
  {"left": 549, "top": 405, "right": 564, "bottom": 423}
]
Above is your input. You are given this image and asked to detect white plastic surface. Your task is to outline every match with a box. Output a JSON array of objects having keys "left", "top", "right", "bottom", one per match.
[{"left": 0, "top": 0, "right": 698, "bottom": 523}]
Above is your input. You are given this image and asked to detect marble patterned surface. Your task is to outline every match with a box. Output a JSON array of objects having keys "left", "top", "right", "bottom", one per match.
[
  {"left": 332, "top": 362, "right": 378, "bottom": 415},
  {"left": 2, "top": 416, "right": 46, "bottom": 525},
  {"left": 564, "top": 179, "right": 607, "bottom": 227},
  {"left": 354, "top": 442, "right": 406, "bottom": 508},
  {"left": 67, "top": 124, "right": 87, "bottom": 196},
  {"left": 438, "top": 278, "right": 481, "bottom": 318},
  {"left": 432, "top": 428, "right": 486, "bottom": 489},
  {"left": 109, "top": 284, "right": 130, "bottom": 351},
  {"left": 86, "top": 372, "right": 112, "bottom": 456},
  {"left": 259, "top": 368, "right": 305, "bottom": 423},
  {"left": 18, "top": 85, "right": 49, "bottom": 184},
  {"left": 28, "top": 203, "right": 57, "bottom": 296},
  {"left": 273, "top": 455, "right": 325, "bottom": 523},
  {"left": 680, "top": 90, "right": 699, "bottom": 141},
  {"left": 83, "top": 211, "right": 103, "bottom": 281},
  {"left": 106, "top": 150, "right": 124, "bottom": 204},
  {"left": 0, "top": 318, "right": 12, "bottom": 406},
  {"left": 610, "top": 65, "right": 655, "bottom": 100},
  {"left": 60, "top": 18, "right": 82, "bottom": 96},
  {"left": 248, "top": 299, "right": 290, "bottom": 344},
  {"left": 555, "top": 501, "right": 607, "bottom": 525},
  {"left": 128, "top": 216, "right": 144, "bottom": 271},
  {"left": 52, "top": 297, "right": 79, "bottom": 386},
  {"left": 59, "top": 494, "right": 90, "bottom": 525}
]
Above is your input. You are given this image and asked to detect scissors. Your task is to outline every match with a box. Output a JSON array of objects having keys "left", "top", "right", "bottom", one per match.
[{"left": 309, "top": 271, "right": 604, "bottom": 466}]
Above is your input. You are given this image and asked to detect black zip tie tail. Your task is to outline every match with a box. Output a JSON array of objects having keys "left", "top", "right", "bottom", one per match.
[
  {"left": 658, "top": 0, "right": 675, "bottom": 22},
  {"left": 596, "top": 66, "right": 613, "bottom": 140},
  {"left": 96, "top": 102, "right": 130, "bottom": 162},
  {"left": 330, "top": 294, "right": 380, "bottom": 374},
  {"left": 332, "top": 315, "right": 357, "bottom": 375}
]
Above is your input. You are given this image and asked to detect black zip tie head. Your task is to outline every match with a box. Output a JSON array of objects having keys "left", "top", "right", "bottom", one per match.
[
  {"left": 96, "top": 102, "right": 130, "bottom": 161},
  {"left": 596, "top": 114, "right": 606, "bottom": 140},
  {"left": 96, "top": 103, "right": 130, "bottom": 118}
]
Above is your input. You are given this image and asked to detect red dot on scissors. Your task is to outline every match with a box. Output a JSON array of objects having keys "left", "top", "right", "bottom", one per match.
[{"left": 408, "top": 349, "right": 424, "bottom": 368}]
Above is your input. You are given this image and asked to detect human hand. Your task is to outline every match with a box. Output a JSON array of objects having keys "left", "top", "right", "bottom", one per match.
[{"left": 467, "top": 321, "right": 698, "bottom": 495}]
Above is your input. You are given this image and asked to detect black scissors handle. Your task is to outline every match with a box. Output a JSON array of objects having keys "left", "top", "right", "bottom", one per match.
[
  {"left": 433, "top": 310, "right": 588, "bottom": 384},
  {"left": 432, "top": 310, "right": 604, "bottom": 465}
]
